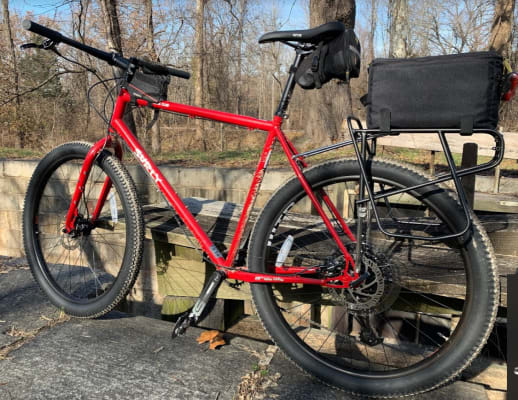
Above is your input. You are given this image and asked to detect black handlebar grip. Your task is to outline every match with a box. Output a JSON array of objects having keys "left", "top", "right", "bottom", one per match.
[
  {"left": 136, "top": 58, "right": 190, "bottom": 80},
  {"left": 166, "top": 66, "right": 190, "bottom": 80},
  {"left": 22, "top": 20, "right": 63, "bottom": 43}
]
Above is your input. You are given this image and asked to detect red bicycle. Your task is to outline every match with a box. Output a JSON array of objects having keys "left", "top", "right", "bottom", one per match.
[{"left": 21, "top": 20, "right": 500, "bottom": 397}]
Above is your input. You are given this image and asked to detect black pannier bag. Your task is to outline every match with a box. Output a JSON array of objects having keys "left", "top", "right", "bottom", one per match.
[
  {"left": 127, "top": 69, "right": 170, "bottom": 104},
  {"left": 365, "top": 51, "right": 503, "bottom": 130},
  {"left": 296, "top": 28, "right": 361, "bottom": 90}
]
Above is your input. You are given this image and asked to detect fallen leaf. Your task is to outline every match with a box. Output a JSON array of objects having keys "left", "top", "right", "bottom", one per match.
[
  {"left": 196, "top": 330, "right": 220, "bottom": 344},
  {"left": 209, "top": 335, "right": 226, "bottom": 350},
  {"left": 153, "top": 346, "right": 164, "bottom": 354},
  {"left": 196, "top": 330, "right": 226, "bottom": 350},
  {"left": 40, "top": 315, "right": 52, "bottom": 321}
]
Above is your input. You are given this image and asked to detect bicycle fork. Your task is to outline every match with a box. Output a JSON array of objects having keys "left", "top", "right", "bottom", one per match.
[{"left": 63, "top": 135, "right": 122, "bottom": 233}]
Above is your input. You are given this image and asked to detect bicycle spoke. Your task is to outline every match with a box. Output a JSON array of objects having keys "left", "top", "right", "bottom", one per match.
[
  {"left": 32, "top": 151, "right": 130, "bottom": 305},
  {"left": 257, "top": 170, "right": 473, "bottom": 375}
]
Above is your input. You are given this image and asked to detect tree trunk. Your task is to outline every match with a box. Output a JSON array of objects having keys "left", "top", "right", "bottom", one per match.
[
  {"left": 368, "top": 0, "right": 377, "bottom": 62},
  {"left": 99, "top": 0, "right": 122, "bottom": 53},
  {"left": 194, "top": 0, "right": 206, "bottom": 151},
  {"left": 99, "top": 0, "right": 137, "bottom": 137},
  {"left": 304, "top": 0, "right": 356, "bottom": 144},
  {"left": 144, "top": 0, "right": 161, "bottom": 155},
  {"left": 74, "top": 0, "right": 91, "bottom": 134},
  {"left": 489, "top": 0, "right": 515, "bottom": 59},
  {"left": 235, "top": 0, "right": 247, "bottom": 115},
  {"left": 389, "top": 0, "right": 409, "bottom": 58},
  {"left": 2, "top": 0, "right": 22, "bottom": 148}
]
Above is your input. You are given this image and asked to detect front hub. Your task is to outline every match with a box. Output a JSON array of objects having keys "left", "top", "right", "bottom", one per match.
[{"left": 63, "top": 215, "right": 94, "bottom": 238}]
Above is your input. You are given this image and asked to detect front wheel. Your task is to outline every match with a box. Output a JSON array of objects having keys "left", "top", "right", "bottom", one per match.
[
  {"left": 23, "top": 142, "right": 144, "bottom": 318},
  {"left": 248, "top": 158, "right": 498, "bottom": 397}
]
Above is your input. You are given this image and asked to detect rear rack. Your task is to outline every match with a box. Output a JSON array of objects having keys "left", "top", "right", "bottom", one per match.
[{"left": 293, "top": 116, "right": 505, "bottom": 241}]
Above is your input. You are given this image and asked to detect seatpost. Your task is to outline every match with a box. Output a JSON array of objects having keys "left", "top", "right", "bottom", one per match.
[{"left": 275, "top": 49, "right": 306, "bottom": 118}]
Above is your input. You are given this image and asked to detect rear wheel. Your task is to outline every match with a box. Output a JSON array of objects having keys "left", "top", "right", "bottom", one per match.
[
  {"left": 23, "top": 142, "right": 144, "bottom": 318},
  {"left": 248, "top": 158, "right": 498, "bottom": 397}
]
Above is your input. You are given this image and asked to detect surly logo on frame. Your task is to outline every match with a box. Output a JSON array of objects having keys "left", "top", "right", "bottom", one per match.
[{"left": 134, "top": 148, "right": 162, "bottom": 184}]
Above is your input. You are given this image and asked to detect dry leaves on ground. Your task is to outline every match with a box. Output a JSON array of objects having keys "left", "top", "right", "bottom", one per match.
[
  {"left": 196, "top": 330, "right": 226, "bottom": 350},
  {"left": 0, "top": 312, "right": 70, "bottom": 361}
]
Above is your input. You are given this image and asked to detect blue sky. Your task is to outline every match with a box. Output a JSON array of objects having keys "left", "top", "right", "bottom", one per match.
[{"left": 13, "top": 0, "right": 308, "bottom": 27}]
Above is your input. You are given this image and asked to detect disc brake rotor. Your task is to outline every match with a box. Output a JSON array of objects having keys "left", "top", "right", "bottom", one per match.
[{"left": 327, "top": 246, "right": 400, "bottom": 315}]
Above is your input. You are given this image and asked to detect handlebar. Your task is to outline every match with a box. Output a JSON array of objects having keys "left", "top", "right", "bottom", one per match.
[
  {"left": 133, "top": 57, "right": 191, "bottom": 80},
  {"left": 22, "top": 19, "right": 190, "bottom": 80}
]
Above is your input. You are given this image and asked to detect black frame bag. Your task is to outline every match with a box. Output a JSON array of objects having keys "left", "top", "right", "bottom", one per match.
[
  {"left": 296, "top": 29, "right": 361, "bottom": 90},
  {"left": 365, "top": 51, "right": 503, "bottom": 130},
  {"left": 127, "top": 68, "right": 170, "bottom": 104}
]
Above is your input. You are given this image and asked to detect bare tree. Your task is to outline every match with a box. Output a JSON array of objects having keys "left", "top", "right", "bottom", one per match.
[
  {"left": 194, "top": 0, "right": 207, "bottom": 151},
  {"left": 415, "top": 0, "right": 493, "bottom": 55},
  {"left": 72, "top": 0, "right": 92, "bottom": 133},
  {"left": 304, "top": 0, "right": 356, "bottom": 144},
  {"left": 2, "top": 0, "right": 22, "bottom": 148},
  {"left": 98, "top": 0, "right": 136, "bottom": 138},
  {"left": 223, "top": 0, "right": 248, "bottom": 114},
  {"left": 368, "top": 0, "right": 378, "bottom": 62},
  {"left": 389, "top": 0, "right": 409, "bottom": 57},
  {"left": 489, "top": 0, "right": 515, "bottom": 58},
  {"left": 99, "top": 0, "right": 123, "bottom": 54},
  {"left": 144, "top": 0, "right": 162, "bottom": 154}
]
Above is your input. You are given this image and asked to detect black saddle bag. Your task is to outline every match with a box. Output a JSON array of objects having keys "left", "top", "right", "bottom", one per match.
[
  {"left": 365, "top": 52, "right": 503, "bottom": 130},
  {"left": 296, "top": 29, "right": 361, "bottom": 90},
  {"left": 127, "top": 69, "right": 170, "bottom": 104}
]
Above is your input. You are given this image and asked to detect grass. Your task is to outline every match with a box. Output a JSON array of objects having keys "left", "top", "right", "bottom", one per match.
[
  {"left": 157, "top": 145, "right": 518, "bottom": 174},
  {"left": 0, "top": 147, "right": 44, "bottom": 159},
  {"left": 2, "top": 144, "right": 517, "bottom": 174}
]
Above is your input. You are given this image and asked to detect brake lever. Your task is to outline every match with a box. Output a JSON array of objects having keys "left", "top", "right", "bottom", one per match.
[
  {"left": 20, "top": 42, "right": 41, "bottom": 50},
  {"left": 42, "top": 39, "right": 57, "bottom": 50},
  {"left": 20, "top": 39, "right": 57, "bottom": 51}
]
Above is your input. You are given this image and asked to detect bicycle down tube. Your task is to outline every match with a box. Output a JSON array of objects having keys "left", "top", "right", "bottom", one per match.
[{"left": 64, "top": 88, "right": 359, "bottom": 288}]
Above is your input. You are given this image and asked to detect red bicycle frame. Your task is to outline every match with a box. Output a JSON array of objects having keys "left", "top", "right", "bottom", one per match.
[{"left": 64, "top": 89, "right": 359, "bottom": 289}]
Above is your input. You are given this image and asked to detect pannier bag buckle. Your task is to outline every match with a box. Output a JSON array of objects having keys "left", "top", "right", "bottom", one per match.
[{"left": 311, "top": 54, "right": 319, "bottom": 72}]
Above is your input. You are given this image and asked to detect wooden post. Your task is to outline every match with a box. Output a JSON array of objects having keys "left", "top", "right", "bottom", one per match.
[
  {"left": 460, "top": 143, "right": 478, "bottom": 209},
  {"left": 220, "top": 124, "right": 224, "bottom": 151},
  {"left": 493, "top": 165, "right": 501, "bottom": 193},
  {"left": 343, "top": 188, "right": 355, "bottom": 219},
  {"left": 429, "top": 150, "right": 436, "bottom": 176}
]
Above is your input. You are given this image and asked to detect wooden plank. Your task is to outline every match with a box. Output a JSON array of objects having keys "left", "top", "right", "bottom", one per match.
[
  {"left": 480, "top": 214, "right": 518, "bottom": 256},
  {"left": 460, "top": 143, "right": 478, "bottom": 208},
  {"left": 377, "top": 132, "right": 518, "bottom": 159},
  {"left": 473, "top": 192, "right": 518, "bottom": 214},
  {"left": 142, "top": 199, "right": 259, "bottom": 247},
  {"left": 369, "top": 190, "right": 518, "bottom": 214}
]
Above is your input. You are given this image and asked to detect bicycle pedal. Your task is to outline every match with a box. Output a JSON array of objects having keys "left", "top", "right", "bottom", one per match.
[
  {"left": 171, "top": 271, "right": 226, "bottom": 339},
  {"left": 171, "top": 312, "right": 194, "bottom": 339}
]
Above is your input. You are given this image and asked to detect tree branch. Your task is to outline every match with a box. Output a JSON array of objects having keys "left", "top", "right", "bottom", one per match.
[{"left": 0, "top": 70, "right": 82, "bottom": 107}]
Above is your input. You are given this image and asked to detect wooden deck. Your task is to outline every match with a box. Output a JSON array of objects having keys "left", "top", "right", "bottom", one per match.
[{"left": 140, "top": 197, "right": 515, "bottom": 309}]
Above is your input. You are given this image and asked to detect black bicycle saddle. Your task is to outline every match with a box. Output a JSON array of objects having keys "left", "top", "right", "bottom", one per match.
[{"left": 258, "top": 21, "right": 345, "bottom": 44}]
